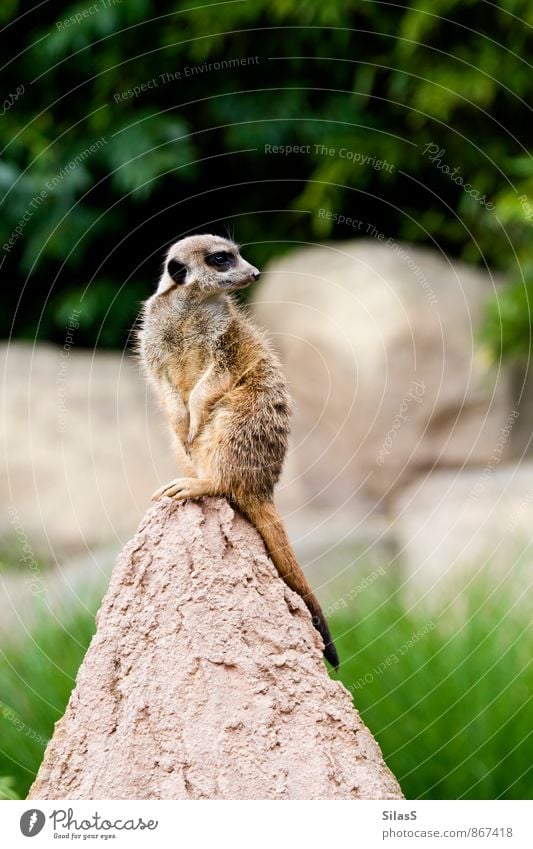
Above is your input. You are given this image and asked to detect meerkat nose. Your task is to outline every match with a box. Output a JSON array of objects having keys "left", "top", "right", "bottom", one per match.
[{"left": 251, "top": 268, "right": 261, "bottom": 280}]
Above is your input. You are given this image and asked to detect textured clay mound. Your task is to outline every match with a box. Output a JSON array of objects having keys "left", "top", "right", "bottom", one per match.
[{"left": 29, "top": 497, "right": 403, "bottom": 800}]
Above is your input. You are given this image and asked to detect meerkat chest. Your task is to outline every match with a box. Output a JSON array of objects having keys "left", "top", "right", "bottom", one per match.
[
  {"left": 158, "top": 352, "right": 212, "bottom": 424},
  {"left": 168, "top": 347, "right": 211, "bottom": 402},
  {"left": 144, "top": 293, "right": 229, "bottom": 404}
]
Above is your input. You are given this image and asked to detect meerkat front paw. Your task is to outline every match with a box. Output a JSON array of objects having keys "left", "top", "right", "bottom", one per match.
[
  {"left": 187, "top": 423, "right": 199, "bottom": 448},
  {"left": 152, "top": 477, "right": 212, "bottom": 501}
]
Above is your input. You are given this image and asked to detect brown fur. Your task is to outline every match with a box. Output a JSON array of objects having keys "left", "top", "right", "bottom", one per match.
[{"left": 137, "top": 234, "right": 338, "bottom": 668}]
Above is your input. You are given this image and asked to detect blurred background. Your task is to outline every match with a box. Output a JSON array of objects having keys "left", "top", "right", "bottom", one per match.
[{"left": 1, "top": 0, "right": 532, "bottom": 801}]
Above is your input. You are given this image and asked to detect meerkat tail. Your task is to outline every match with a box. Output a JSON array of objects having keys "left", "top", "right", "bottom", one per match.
[{"left": 236, "top": 498, "right": 339, "bottom": 670}]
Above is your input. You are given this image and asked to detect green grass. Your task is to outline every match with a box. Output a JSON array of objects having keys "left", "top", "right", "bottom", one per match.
[
  {"left": 0, "top": 604, "right": 98, "bottom": 799},
  {"left": 0, "top": 776, "right": 19, "bottom": 800},
  {"left": 331, "top": 574, "right": 532, "bottom": 800},
  {"left": 0, "top": 569, "right": 531, "bottom": 800}
]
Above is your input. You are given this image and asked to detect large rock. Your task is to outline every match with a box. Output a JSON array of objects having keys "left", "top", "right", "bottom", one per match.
[
  {"left": 251, "top": 240, "right": 512, "bottom": 528},
  {"left": 391, "top": 462, "right": 533, "bottom": 600},
  {"left": 0, "top": 342, "right": 170, "bottom": 560},
  {"left": 28, "top": 498, "right": 403, "bottom": 800}
]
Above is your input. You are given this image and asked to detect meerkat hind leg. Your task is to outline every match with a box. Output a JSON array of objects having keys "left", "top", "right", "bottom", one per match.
[{"left": 152, "top": 477, "right": 215, "bottom": 501}]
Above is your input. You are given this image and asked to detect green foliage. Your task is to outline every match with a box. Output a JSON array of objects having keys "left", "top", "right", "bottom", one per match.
[
  {"left": 0, "top": 1, "right": 531, "bottom": 351},
  {"left": 332, "top": 574, "right": 532, "bottom": 800},
  {"left": 481, "top": 275, "right": 533, "bottom": 361}
]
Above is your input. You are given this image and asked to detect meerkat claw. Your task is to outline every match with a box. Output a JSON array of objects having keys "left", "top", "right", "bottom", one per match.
[
  {"left": 152, "top": 477, "right": 210, "bottom": 501},
  {"left": 152, "top": 478, "right": 184, "bottom": 500}
]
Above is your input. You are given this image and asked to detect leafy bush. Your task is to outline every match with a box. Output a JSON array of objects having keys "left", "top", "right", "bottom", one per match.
[{"left": 1, "top": 1, "right": 532, "bottom": 353}]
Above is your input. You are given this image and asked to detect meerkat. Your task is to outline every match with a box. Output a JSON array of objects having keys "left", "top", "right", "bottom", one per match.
[{"left": 138, "top": 234, "right": 339, "bottom": 669}]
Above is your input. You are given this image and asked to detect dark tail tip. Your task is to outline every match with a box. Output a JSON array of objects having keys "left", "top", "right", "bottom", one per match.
[
  {"left": 312, "top": 612, "right": 340, "bottom": 671},
  {"left": 324, "top": 640, "right": 340, "bottom": 671}
]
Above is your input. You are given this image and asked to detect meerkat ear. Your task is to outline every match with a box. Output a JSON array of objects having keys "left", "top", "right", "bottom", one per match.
[
  {"left": 156, "top": 258, "right": 188, "bottom": 293},
  {"left": 167, "top": 258, "right": 187, "bottom": 283}
]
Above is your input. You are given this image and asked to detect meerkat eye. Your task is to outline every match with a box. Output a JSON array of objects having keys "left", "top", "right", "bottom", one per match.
[{"left": 205, "top": 251, "right": 235, "bottom": 269}]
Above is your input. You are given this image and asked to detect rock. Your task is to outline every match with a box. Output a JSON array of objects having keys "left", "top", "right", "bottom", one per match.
[
  {"left": 28, "top": 498, "right": 403, "bottom": 800},
  {"left": 251, "top": 240, "right": 511, "bottom": 528},
  {"left": 391, "top": 462, "right": 533, "bottom": 600},
  {"left": 0, "top": 342, "right": 171, "bottom": 560}
]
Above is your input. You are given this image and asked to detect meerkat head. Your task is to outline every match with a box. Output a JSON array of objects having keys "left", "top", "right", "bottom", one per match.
[{"left": 156, "top": 234, "right": 260, "bottom": 296}]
